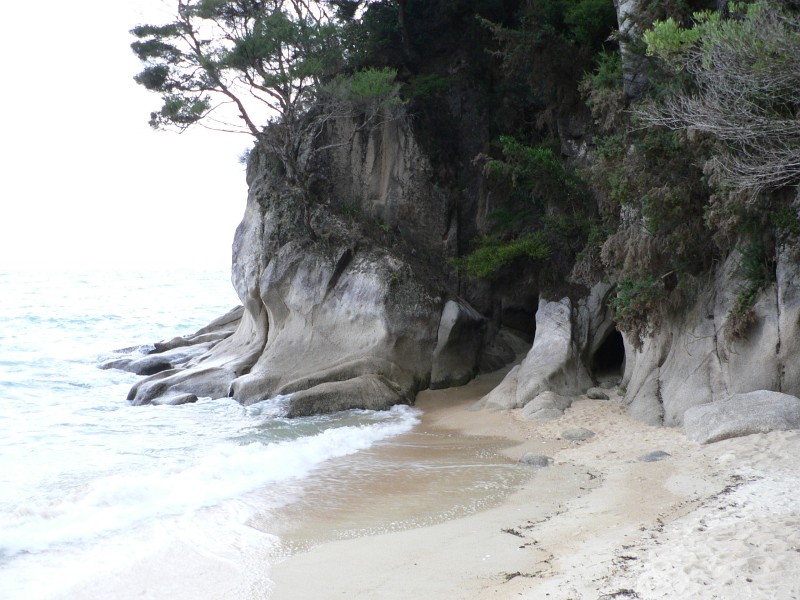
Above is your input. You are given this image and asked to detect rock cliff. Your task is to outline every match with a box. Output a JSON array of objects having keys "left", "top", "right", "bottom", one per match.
[
  {"left": 623, "top": 241, "right": 800, "bottom": 426},
  {"left": 117, "top": 105, "right": 800, "bottom": 432},
  {"left": 123, "top": 115, "right": 525, "bottom": 415},
  {"left": 116, "top": 1, "right": 800, "bottom": 436}
]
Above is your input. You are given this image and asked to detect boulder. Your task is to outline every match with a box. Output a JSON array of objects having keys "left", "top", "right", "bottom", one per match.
[
  {"left": 285, "top": 374, "right": 409, "bottom": 417},
  {"left": 586, "top": 387, "right": 609, "bottom": 400},
  {"left": 151, "top": 393, "right": 199, "bottom": 406},
  {"left": 684, "top": 390, "right": 800, "bottom": 444}
]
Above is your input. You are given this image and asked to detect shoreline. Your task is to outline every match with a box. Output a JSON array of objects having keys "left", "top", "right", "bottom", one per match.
[
  {"left": 270, "top": 369, "right": 800, "bottom": 599},
  {"left": 260, "top": 366, "right": 535, "bottom": 557}
]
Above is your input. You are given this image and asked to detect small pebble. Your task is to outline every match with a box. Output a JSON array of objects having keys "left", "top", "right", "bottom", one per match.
[
  {"left": 518, "top": 453, "right": 553, "bottom": 468},
  {"left": 639, "top": 450, "right": 671, "bottom": 463},
  {"left": 561, "top": 427, "right": 596, "bottom": 441}
]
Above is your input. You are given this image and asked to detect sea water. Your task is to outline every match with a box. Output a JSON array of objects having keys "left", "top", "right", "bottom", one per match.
[{"left": 0, "top": 269, "right": 421, "bottom": 598}]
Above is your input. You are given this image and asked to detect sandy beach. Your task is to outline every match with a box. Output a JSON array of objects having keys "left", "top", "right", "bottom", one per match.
[{"left": 270, "top": 368, "right": 800, "bottom": 600}]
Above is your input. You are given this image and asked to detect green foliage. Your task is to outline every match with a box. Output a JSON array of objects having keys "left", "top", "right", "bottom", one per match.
[
  {"left": 455, "top": 233, "right": 551, "bottom": 279},
  {"left": 580, "top": 50, "right": 625, "bottom": 131},
  {"left": 772, "top": 204, "right": 800, "bottom": 242},
  {"left": 564, "top": 0, "right": 619, "bottom": 50},
  {"left": 348, "top": 67, "right": 400, "bottom": 101},
  {"left": 586, "top": 50, "right": 622, "bottom": 90},
  {"left": 482, "top": 137, "right": 589, "bottom": 218},
  {"left": 150, "top": 94, "right": 211, "bottom": 128},
  {"left": 609, "top": 275, "right": 665, "bottom": 344},
  {"left": 480, "top": 0, "right": 618, "bottom": 132},
  {"left": 485, "top": 137, "right": 571, "bottom": 198},
  {"left": 726, "top": 237, "right": 772, "bottom": 342},
  {"left": 401, "top": 73, "right": 452, "bottom": 102},
  {"left": 587, "top": 124, "right": 711, "bottom": 267},
  {"left": 730, "top": 239, "right": 773, "bottom": 337},
  {"left": 727, "top": 286, "right": 760, "bottom": 341},
  {"left": 642, "top": 13, "right": 711, "bottom": 63},
  {"left": 461, "top": 135, "right": 592, "bottom": 281},
  {"left": 571, "top": 220, "right": 614, "bottom": 284},
  {"left": 640, "top": 0, "right": 800, "bottom": 194},
  {"left": 579, "top": 112, "right": 714, "bottom": 340},
  {"left": 131, "top": 0, "right": 348, "bottom": 186}
]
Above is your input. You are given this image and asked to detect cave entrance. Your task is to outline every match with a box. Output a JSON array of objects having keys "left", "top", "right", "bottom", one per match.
[{"left": 591, "top": 328, "right": 625, "bottom": 383}]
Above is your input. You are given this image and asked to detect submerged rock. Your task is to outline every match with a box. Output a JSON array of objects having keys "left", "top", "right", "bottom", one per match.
[
  {"left": 284, "top": 374, "right": 409, "bottom": 417},
  {"left": 684, "top": 391, "right": 800, "bottom": 444}
]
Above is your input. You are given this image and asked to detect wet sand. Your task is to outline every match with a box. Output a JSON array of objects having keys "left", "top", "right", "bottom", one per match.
[{"left": 270, "top": 368, "right": 800, "bottom": 599}]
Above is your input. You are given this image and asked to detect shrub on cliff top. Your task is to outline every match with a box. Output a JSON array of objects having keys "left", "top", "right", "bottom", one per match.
[
  {"left": 640, "top": 0, "right": 800, "bottom": 196},
  {"left": 131, "top": 1, "right": 401, "bottom": 191}
]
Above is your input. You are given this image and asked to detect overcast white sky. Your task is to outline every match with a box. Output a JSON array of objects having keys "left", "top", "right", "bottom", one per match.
[{"left": 0, "top": 0, "right": 250, "bottom": 270}]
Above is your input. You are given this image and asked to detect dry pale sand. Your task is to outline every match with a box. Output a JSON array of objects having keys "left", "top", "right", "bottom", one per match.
[{"left": 270, "top": 368, "right": 800, "bottom": 600}]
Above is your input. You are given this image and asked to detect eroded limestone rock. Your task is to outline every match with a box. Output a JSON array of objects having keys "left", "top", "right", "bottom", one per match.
[
  {"left": 622, "top": 244, "right": 800, "bottom": 426},
  {"left": 101, "top": 305, "right": 244, "bottom": 377},
  {"left": 123, "top": 117, "right": 498, "bottom": 412},
  {"left": 151, "top": 393, "right": 198, "bottom": 406},
  {"left": 482, "top": 298, "right": 592, "bottom": 410},
  {"left": 430, "top": 299, "right": 486, "bottom": 389},
  {"left": 521, "top": 391, "right": 574, "bottom": 420}
]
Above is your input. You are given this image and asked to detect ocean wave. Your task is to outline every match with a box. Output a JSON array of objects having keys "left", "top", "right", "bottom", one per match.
[{"left": 0, "top": 405, "right": 419, "bottom": 557}]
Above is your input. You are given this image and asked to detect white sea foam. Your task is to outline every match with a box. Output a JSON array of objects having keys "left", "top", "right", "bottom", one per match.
[{"left": 0, "top": 405, "right": 419, "bottom": 557}]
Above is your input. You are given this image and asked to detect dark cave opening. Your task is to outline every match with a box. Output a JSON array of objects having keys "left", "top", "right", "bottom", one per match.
[{"left": 591, "top": 328, "right": 625, "bottom": 380}]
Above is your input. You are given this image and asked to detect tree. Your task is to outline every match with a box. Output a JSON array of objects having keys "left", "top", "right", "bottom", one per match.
[
  {"left": 640, "top": 1, "right": 800, "bottom": 196},
  {"left": 131, "top": 0, "right": 400, "bottom": 188}
]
